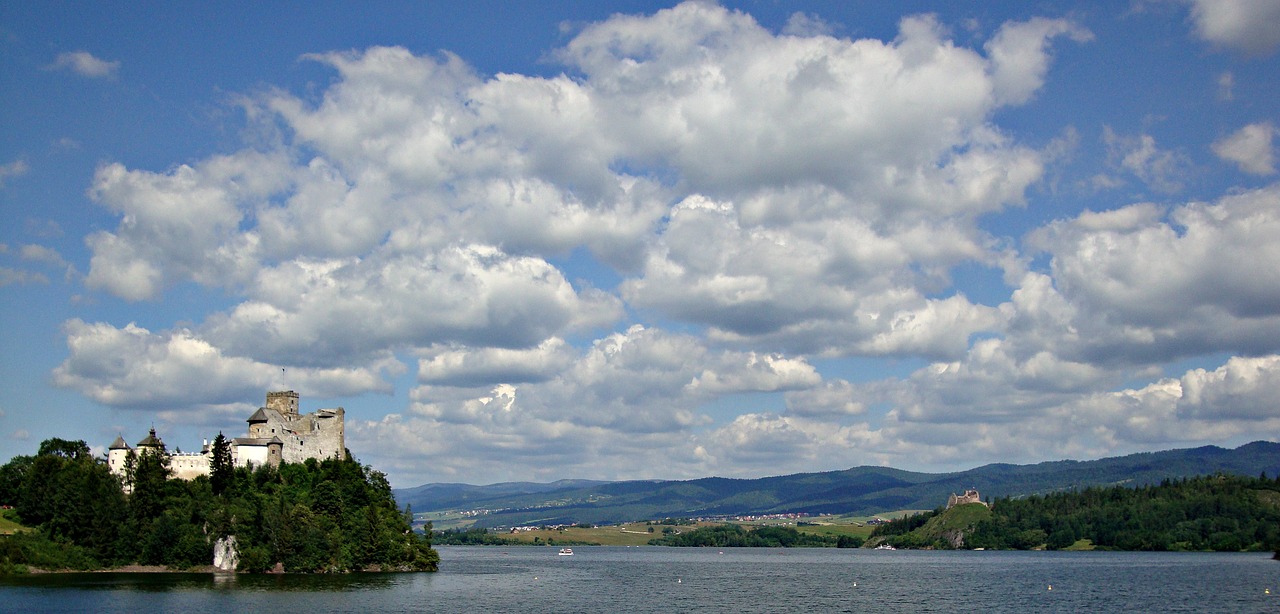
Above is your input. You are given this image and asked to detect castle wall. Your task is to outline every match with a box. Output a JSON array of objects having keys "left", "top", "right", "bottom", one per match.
[
  {"left": 170, "top": 452, "right": 213, "bottom": 480},
  {"left": 233, "top": 442, "right": 272, "bottom": 468},
  {"left": 294, "top": 408, "right": 345, "bottom": 462},
  {"left": 250, "top": 406, "right": 345, "bottom": 463}
]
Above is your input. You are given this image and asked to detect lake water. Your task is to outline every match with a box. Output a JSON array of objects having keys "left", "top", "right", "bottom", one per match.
[{"left": 2, "top": 547, "right": 1277, "bottom": 613}]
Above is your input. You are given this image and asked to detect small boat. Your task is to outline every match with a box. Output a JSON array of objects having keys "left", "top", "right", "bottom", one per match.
[
  {"left": 875, "top": 544, "right": 896, "bottom": 550},
  {"left": 558, "top": 548, "right": 574, "bottom": 556}
]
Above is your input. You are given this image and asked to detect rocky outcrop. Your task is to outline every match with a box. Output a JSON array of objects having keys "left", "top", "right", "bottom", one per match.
[
  {"left": 941, "top": 529, "right": 966, "bottom": 549},
  {"left": 213, "top": 536, "right": 239, "bottom": 572}
]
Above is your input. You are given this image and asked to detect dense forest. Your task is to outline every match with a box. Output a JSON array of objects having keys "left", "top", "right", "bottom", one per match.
[
  {"left": 0, "top": 437, "right": 438, "bottom": 573},
  {"left": 871, "top": 474, "right": 1280, "bottom": 552}
]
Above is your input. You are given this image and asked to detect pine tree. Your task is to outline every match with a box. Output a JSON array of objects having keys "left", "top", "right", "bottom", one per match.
[
  {"left": 129, "top": 447, "right": 170, "bottom": 523},
  {"left": 211, "top": 432, "right": 233, "bottom": 496}
]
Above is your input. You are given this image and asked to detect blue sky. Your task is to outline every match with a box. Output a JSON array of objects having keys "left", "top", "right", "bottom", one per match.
[{"left": 3, "top": 1, "right": 1279, "bottom": 488}]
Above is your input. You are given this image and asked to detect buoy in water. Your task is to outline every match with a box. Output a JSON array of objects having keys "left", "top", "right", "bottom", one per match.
[{"left": 1048, "top": 585, "right": 1053, "bottom": 591}]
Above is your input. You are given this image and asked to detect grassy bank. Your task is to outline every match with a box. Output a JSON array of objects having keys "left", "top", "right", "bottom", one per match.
[{"left": 0, "top": 509, "right": 29, "bottom": 535}]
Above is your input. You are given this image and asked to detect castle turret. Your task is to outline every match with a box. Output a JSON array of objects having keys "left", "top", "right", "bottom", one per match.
[
  {"left": 266, "top": 436, "right": 284, "bottom": 468},
  {"left": 246, "top": 407, "right": 269, "bottom": 438},
  {"left": 136, "top": 427, "right": 165, "bottom": 454}
]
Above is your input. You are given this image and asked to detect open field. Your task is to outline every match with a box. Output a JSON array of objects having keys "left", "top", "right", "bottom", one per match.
[
  {"left": 434, "top": 518, "right": 901, "bottom": 546},
  {"left": 417, "top": 511, "right": 479, "bottom": 532},
  {"left": 0, "top": 509, "right": 28, "bottom": 535},
  {"left": 422, "top": 509, "right": 940, "bottom": 545},
  {"left": 794, "top": 523, "right": 875, "bottom": 540},
  {"left": 499, "top": 522, "right": 698, "bottom": 546},
  {"left": 736, "top": 511, "right": 926, "bottom": 538},
  {"left": 1063, "top": 539, "right": 1097, "bottom": 551}
]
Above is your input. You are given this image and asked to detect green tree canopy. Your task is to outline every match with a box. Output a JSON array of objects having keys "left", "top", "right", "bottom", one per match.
[{"left": 0, "top": 437, "right": 438, "bottom": 573}]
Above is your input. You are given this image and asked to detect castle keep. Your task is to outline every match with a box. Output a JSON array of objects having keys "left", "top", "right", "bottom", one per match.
[{"left": 107, "top": 390, "right": 345, "bottom": 481}]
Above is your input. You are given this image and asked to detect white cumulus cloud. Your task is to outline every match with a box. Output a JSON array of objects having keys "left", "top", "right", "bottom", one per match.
[
  {"left": 52, "top": 319, "right": 401, "bottom": 410},
  {"left": 48, "top": 51, "right": 120, "bottom": 78},
  {"left": 0, "top": 160, "right": 29, "bottom": 188},
  {"left": 1212, "top": 122, "right": 1276, "bottom": 175},
  {"left": 1027, "top": 184, "right": 1280, "bottom": 364},
  {"left": 1186, "top": 0, "right": 1280, "bottom": 56},
  {"left": 1101, "top": 127, "right": 1190, "bottom": 193}
]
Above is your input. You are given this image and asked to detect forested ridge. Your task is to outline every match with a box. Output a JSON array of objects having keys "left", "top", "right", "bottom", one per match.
[
  {"left": 0, "top": 437, "right": 438, "bottom": 573},
  {"left": 871, "top": 474, "right": 1280, "bottom": 552},
  {"left": 398, "top": 441, "right": 1280, "bottom": 527}
]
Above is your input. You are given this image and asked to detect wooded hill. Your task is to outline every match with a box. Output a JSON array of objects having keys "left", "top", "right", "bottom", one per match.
[
  {"left": 869, "top": 473, "right": 1280, "bottom": 552},
  {"left": 396, "top": 441, "right": 1280, "bottom": 527}
]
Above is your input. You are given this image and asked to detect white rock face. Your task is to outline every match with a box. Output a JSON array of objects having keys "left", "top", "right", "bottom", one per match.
[{"left": 213, "top": 535, "right": 239, "bottom": 572}]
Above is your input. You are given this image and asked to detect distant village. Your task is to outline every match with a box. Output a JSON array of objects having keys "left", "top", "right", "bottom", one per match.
[{"left": 429, "top": 489, "right": 987, "bottom": 533}]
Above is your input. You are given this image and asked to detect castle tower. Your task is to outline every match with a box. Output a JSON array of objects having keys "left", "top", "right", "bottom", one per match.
[
  {"left": 266, "top": 390, "right": 300, "bottom": 417},
  {"left": 107, "top": 435, "right": 131, "bottom": 475}
]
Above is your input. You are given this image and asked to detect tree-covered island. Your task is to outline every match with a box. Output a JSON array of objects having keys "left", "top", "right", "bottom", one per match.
[{"left": 0, "top": 437, "right": 438, "bottom": 574}]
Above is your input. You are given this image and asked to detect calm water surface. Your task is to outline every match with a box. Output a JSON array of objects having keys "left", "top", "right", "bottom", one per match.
[{"left": 2, "top": 547, "right": 1278, "bottom": 613}]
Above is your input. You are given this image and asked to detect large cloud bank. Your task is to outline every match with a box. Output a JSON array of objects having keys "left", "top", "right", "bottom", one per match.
[{"left": 54, "top": 3, "right": 1280, "bottom": 484}]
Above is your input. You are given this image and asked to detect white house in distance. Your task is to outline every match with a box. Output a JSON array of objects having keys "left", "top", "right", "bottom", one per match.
[{"left": 107, "top": 390, "right": 346, "bottom": 481}]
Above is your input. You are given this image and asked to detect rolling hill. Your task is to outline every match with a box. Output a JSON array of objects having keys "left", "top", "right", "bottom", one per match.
[{"left": 394, "top": 441, "right": 1280, "bottom": 528}]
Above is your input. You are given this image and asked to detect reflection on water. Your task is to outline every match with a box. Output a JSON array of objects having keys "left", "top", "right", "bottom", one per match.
[
  {"left": 2, "top": 548, "right": 1277, "bottom": 613},
  {"left": 5, "top": 571, "right": 400, "bottom": 592}
]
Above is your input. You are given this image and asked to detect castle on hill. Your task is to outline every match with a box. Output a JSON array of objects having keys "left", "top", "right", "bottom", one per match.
[
  {"left": 946, "top": 488, "right": 987, "bottom": 509},
  {"left": 107, "top": 390, "right": 346, "bottom": 480}
]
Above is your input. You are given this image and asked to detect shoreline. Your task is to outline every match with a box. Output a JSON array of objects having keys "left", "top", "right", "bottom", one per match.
[
  {"left": 25, "top": 565, "right": 222, "bottom": 574},
  {"left": 19, "top": 563, "right": 432, "bottom": 575}
]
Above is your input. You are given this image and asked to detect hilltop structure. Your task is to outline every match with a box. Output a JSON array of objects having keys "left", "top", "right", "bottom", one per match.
[
  {"left": 107, "top": 390, "right": 345, "bottom": 481},
  {"left": 946, "top": 488, "right": 987, "bottom": 509}
]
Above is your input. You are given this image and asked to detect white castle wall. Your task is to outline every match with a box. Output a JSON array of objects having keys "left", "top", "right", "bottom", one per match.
[{"left": 170, "top": 452, "right": 213, "bottom": 480}]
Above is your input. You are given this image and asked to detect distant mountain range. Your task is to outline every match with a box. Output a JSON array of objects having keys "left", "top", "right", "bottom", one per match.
[{"left": 394, "top": 441, "right": 1280, "bottom": 528}]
